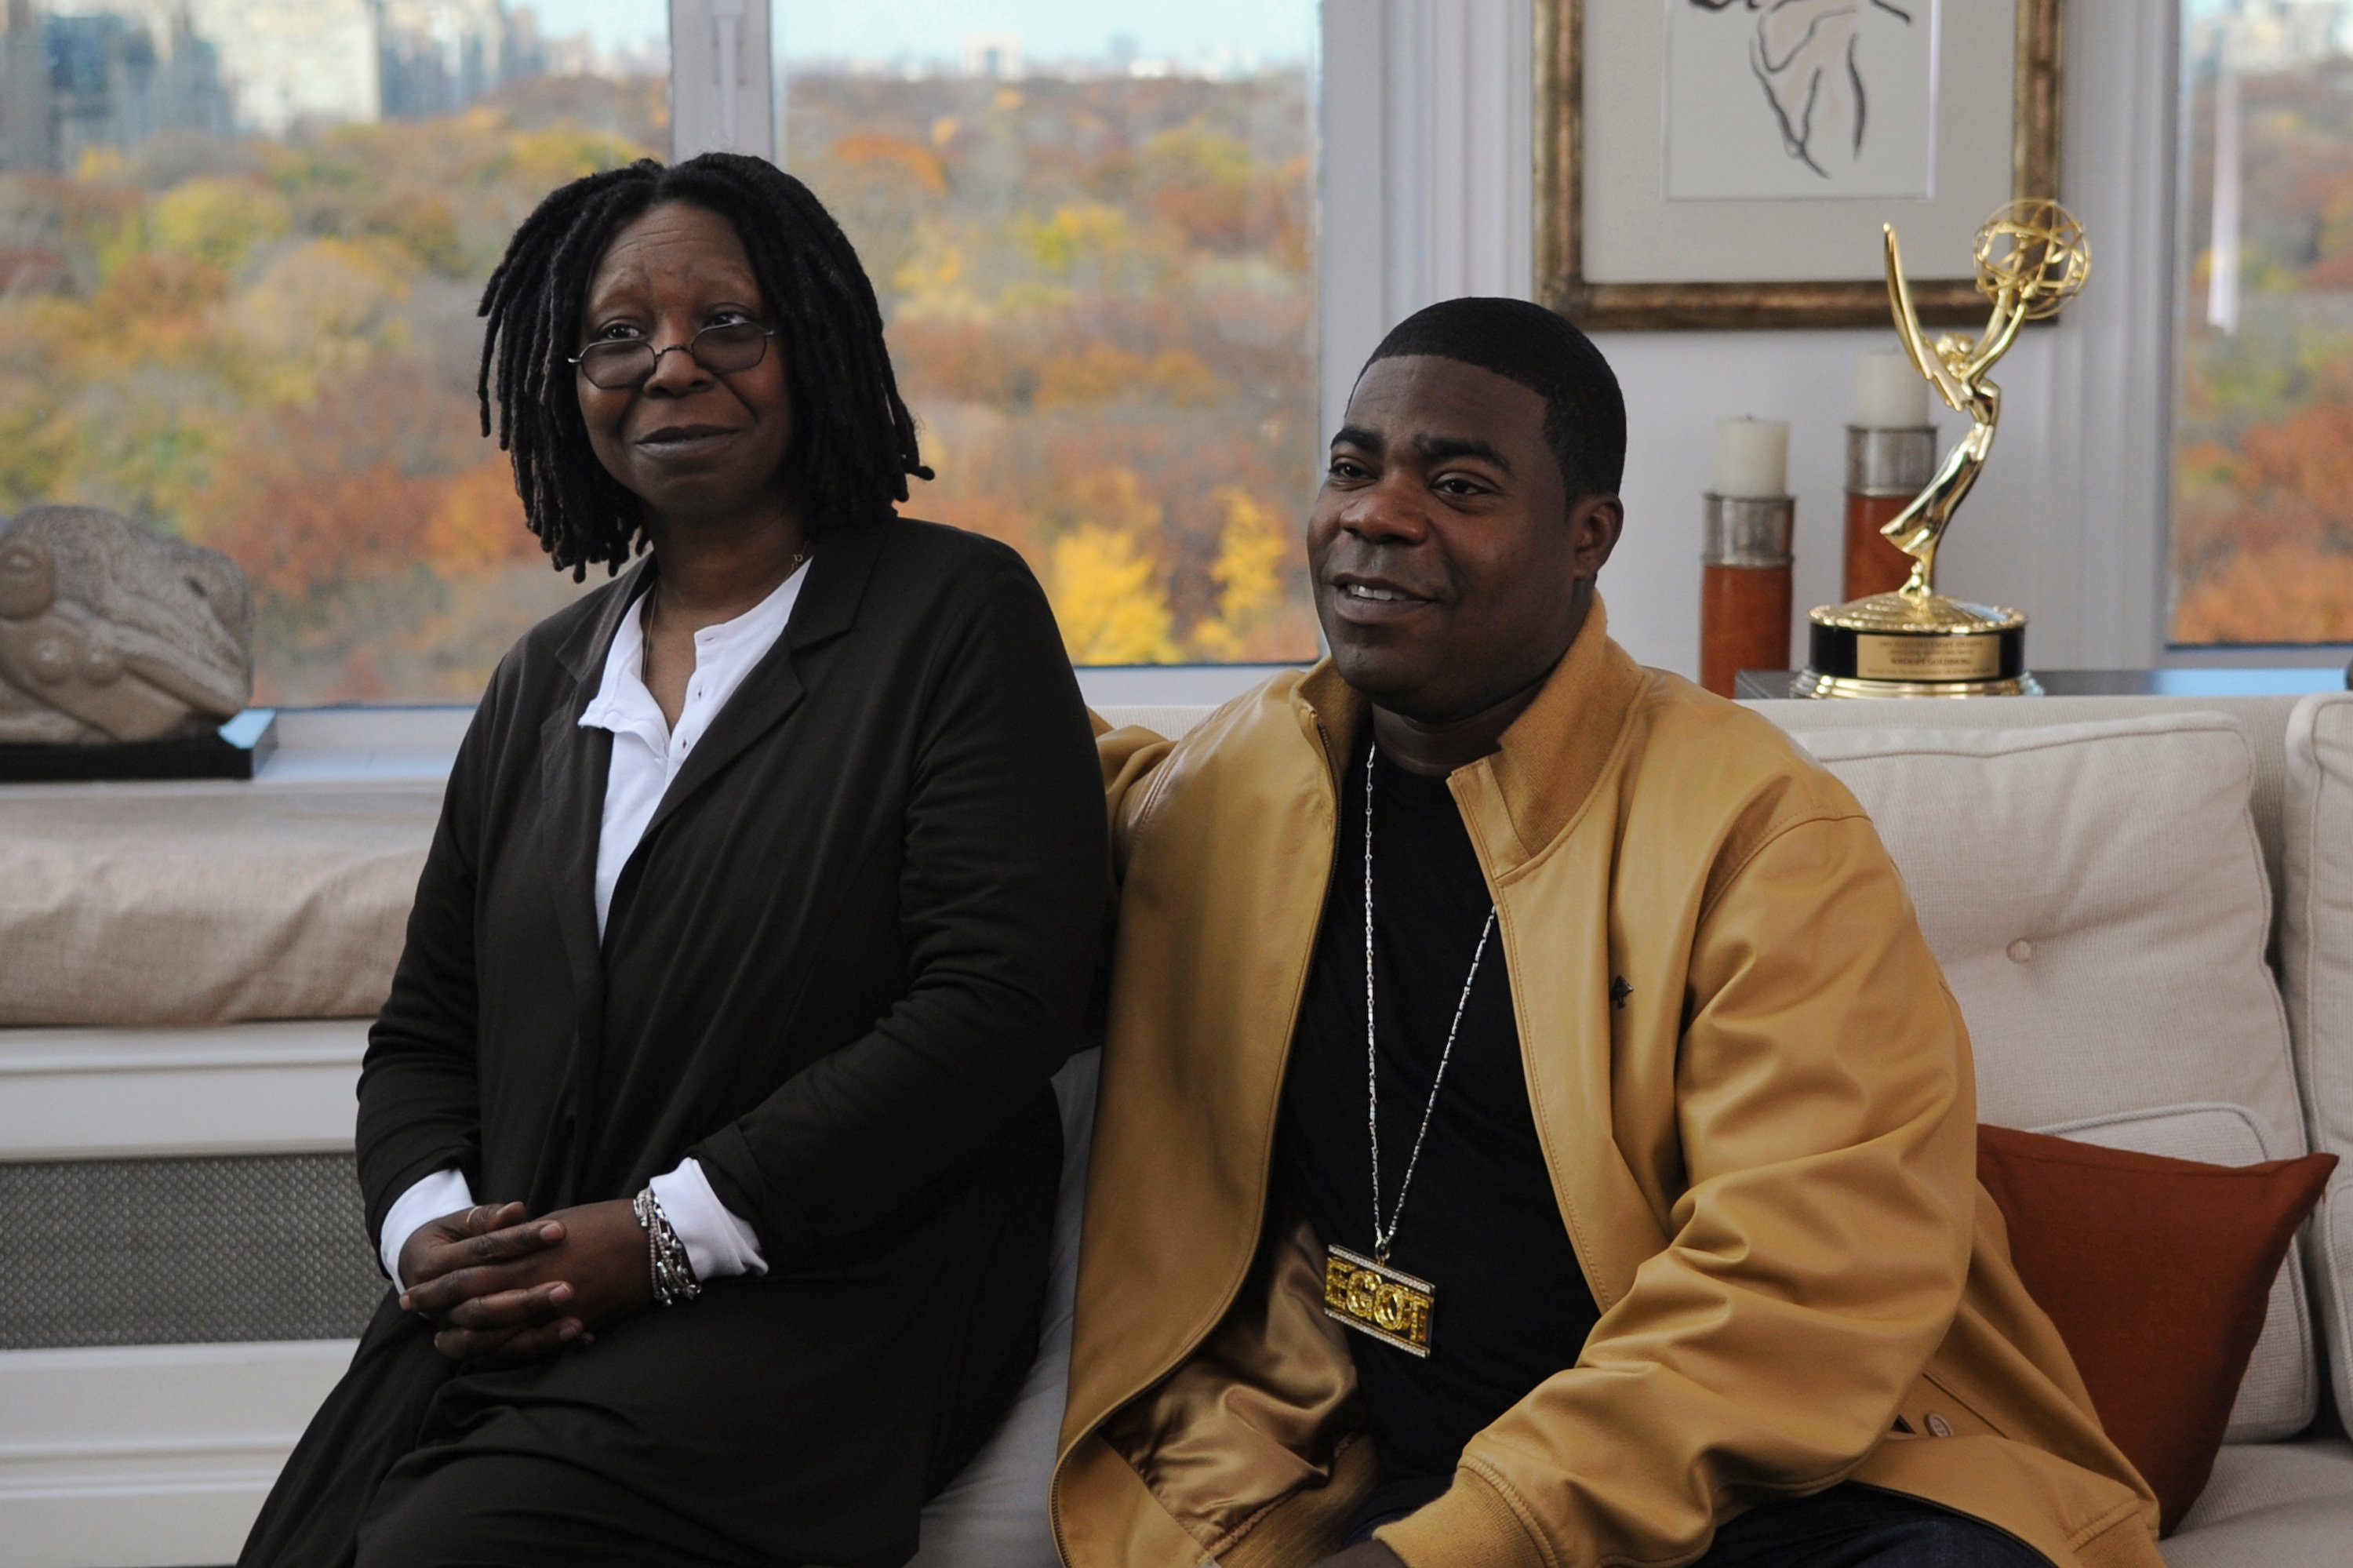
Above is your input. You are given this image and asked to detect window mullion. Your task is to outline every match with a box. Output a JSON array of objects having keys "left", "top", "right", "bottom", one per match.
[{"left": 669, "top": 0, "right": 777, "bottom": 162}]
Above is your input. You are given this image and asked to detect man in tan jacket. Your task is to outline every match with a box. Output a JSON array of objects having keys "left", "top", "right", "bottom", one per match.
[{"left": 1053, "top": 298, "right": 2162, "bottom": 1568}]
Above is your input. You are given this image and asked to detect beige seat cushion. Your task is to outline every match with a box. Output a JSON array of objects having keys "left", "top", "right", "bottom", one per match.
[
  {"left": 2280, "top": 693, "right": 2353, "bottom": 1432},
  {"left": 1784, "top": 713, "right": 2318, "bottom": 1442},
  {"left": 0, "top": 783, "right": 438, "bottom": 1027},
  {"left": 1091, "top": 703, "right": 1220, "bottom": 744},
  {"left": 2161, "top": 1436, "right": 2353, "bottom": 1566}
]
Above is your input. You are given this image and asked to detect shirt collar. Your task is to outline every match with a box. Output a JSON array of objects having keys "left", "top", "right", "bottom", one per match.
[
  {"left": 689, "top": 556, "right": 806, "bottom": 660},
  {"left": 576, "top": 558, "right": 809, "bottom": 739}
]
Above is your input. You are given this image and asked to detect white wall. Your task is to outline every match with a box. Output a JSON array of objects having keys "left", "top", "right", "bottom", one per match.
[{"left": 1321, "top": 0, "right": 2215, "bottom": 680}]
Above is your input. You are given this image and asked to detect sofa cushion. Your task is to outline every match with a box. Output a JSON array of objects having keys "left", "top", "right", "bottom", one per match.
[
  {"left": 1975, "top": 1123, "right": 2335, "bottom": 1531},
  {"left": 2161, "top": 1436, "right": 2353, "bottom": 1566},
  {"left": 2279, "top": 692, "right": 2353, "bottom": 1432},
  {"left": 0, "top": 784, "right": 438, "bottom": 1028},
  {"left": 1789, "top": 713, "right": 2318, "bottom": 1441}
]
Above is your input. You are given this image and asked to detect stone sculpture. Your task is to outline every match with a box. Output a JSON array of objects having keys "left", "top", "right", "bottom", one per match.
[{"left": 0, "top": 505, "right": 254, "bottom": 744}]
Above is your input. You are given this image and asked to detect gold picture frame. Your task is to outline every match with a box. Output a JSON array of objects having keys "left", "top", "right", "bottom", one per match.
[{"left": 1537, "top": 0, "right": 2063, "bottom": 330}]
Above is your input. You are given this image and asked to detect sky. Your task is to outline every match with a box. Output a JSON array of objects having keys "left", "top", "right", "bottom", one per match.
[{"left": 524, "top": 0, "right": 1314, "bottom": 67}]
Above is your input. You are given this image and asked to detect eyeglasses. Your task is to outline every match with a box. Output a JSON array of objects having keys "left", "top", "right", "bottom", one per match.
[{"left": 569, "top": 321, "right": 777, "bottom": 391}]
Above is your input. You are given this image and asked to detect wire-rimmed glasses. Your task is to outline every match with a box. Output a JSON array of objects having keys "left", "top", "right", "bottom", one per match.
[{"left": 569, "top": 321, "right": 777, "bottom": 391}]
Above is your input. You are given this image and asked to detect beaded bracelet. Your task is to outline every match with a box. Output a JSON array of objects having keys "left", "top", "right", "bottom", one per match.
[{"left": 631, "top": 1186, "right": 702, "bottom": 1306}]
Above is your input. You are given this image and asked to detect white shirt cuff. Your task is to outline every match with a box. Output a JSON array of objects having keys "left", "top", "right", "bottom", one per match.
[
  {"left": 380, "top": 1167, "right": 475, "bottom": 1290},
  {"left": 649, "top": 1158, "right": 768, "bottom": 1279}
]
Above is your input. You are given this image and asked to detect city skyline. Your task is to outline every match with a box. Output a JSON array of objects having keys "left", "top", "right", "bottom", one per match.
[{"left": 530, "top": 0, "right": 1311, "bottom": 69}]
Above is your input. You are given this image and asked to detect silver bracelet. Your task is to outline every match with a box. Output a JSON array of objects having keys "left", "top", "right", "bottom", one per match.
[{"left": 631, "top": 1186, "right": 702, "bottom": 1306}]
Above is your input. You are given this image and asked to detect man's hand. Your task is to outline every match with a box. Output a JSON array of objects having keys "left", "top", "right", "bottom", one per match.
[
  {"left": 399, "top": 1199, "right": 654, "bottom": 1365},
  {"left": 1312, "top": 1544, "right": 1406, "bottom": 1568}
]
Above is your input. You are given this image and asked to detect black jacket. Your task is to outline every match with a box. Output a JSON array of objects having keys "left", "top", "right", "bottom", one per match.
[{"left": 243, "top": 518, "right": 1106, "bottom": 1567}]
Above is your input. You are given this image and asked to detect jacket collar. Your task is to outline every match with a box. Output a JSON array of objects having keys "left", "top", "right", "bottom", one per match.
[
  {"left": 634, "top": 519, "right": 881, "bottom": 835},
  {"left": 556, "top": 554, "right": 654, "bottom": 693},
  {"left": 535, "top": 522, "right": 889, "bottom": 984},
  {"left": 1286, "top": 597, "right": 1649, "bottom": 878},
  {"left": 549, "top": 520, "right": 882, "bottom": 691}
]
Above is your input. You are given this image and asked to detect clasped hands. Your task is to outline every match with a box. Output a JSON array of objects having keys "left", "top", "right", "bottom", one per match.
[{"left": 395, "top": 1199, "right": 653, "bottom": 1365}]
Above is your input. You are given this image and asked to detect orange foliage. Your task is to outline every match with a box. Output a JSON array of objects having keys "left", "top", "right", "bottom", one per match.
[
  {"left": 2173, "top": 64, "right": 2353, "bottom": 646},
  {"left": 2235, "top": 396, "right": 2353, "bottom": 504},
  {"left": 202, "top": 455, "right": 433, "bottom": 598},
  {"left": 1, "top": 64, "right": 1319, "bottom": 699},
  {"left": 2171, "top": 385, "right": 2353, "bottom": 638},
  {"left": 186, "top": 366, "right": 529, "bottom": 600},
  {"left": 0, "top": 80, "right": 662, "bottom": 698},
  {"left": 1033, "top": 343, "right": 1224, "bottom": 409},
  {"left": 2174, "top": 544, "right": 2353, "bottom": 644},
  {"left": 78, "top": 253, "right": 231, "bottom": 365},
  {"left": 828, "top": 134, "right": 951, "bottom": 195},
  {"left": 889, "top": 319, "right": 1029, "bottom": 404},
  {"left": 424, "top": 458, "right": 540, "bottom": 575}
]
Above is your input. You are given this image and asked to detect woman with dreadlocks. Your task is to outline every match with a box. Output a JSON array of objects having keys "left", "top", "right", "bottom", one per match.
[{"left": 239, "top": 154, "right": 1104, "bottom": 1567}]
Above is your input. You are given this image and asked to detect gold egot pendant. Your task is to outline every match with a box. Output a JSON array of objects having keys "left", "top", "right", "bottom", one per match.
[{"left": 1322, "top": 1243, "right": 1435, "bottom": 1357}]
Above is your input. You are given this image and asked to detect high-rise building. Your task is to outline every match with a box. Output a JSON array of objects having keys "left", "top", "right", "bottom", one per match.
[
  {"left": 0, "top": 0, "right": 50, "bottom": 169},
  {"left": 0, "top": 2, "right": 232, "bottom": 171},
  {"left": 43, "top": 1, "right": 231, "bottom": 165},
  {"left": 184, "top": 0, "right": 379, "bottom": 133},
  {"left": 379, "top": 0, "right": 509, "bottom": 118}
]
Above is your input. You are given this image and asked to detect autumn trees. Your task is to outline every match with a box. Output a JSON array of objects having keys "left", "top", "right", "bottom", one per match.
[{"left": 0, "top": 65, "right": 1318, "bottom": 699}]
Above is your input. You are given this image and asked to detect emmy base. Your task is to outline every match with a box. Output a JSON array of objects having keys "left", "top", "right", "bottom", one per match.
[{"left": 1797, "top": 595, "right": 2040, "bottom": 699}]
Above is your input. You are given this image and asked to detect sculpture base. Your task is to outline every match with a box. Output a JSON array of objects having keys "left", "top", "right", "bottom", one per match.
[
  {"left": 0, "top": 709, "right": 276, "bottom": 784},
  {"left": 1793, "top": 670, "right": 2045, "bottom": 699},
  {"left": 1798, "top": 592, "right": 2038, "bottom": 699}
]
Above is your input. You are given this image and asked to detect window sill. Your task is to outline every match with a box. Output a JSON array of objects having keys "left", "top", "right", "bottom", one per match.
[{"left": 201, "top": 664, "right": 1303, "bottom": 786}]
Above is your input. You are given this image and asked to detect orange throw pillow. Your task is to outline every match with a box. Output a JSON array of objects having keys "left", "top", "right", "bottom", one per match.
[{"left": 1975, "top": 1124, "right": 2336, "bottom": 1534}]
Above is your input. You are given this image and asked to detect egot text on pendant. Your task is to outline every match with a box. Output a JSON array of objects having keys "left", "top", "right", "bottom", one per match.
[{"left": 1322, "top": 1243, "right": 1435, "bottom": 1357}]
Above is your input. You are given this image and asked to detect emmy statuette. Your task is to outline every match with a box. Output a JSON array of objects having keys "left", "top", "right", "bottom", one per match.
[{"left": 1795, "top": 201, "right": 2090, "bottom": 698}]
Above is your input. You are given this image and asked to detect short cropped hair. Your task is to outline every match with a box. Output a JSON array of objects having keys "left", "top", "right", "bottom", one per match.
[
  {"left": 477, "top": 153, "right": 930, "bottom": 579},
  {"left": 1363, "top": 297, "right": 1626, "bottom": 500}
]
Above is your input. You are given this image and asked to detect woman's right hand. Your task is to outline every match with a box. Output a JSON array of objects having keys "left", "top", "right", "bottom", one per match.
[{"left": 397, "top": 1201, "right": 582, "bottom": 1363}]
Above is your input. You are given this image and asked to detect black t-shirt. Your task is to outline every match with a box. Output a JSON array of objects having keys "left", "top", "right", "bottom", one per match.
[{"left": 1279, "top": 740, "right": 1601, "bottom": 1522}]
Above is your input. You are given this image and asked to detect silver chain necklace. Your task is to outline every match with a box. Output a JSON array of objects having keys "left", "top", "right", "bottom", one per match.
[
  {"left": 1321, "top": 741, "right": 1496, "bottom": 1358},
  {"left": 1362, "top": 740, "right": 1496, "bottom": 1266}
]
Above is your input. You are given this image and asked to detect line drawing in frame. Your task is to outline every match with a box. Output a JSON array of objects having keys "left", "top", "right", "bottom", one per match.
[
  {"left": 1537, "top": 0, "right": 2064, "bottom": 330},
  {"left": 1668, "top": 0, "right": 1942, "bottom": 201}
]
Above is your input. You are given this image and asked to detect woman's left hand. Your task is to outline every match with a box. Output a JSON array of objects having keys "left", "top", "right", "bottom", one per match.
[{"left": 401, "top": 1199, "right": 656, "bottom": 1365}]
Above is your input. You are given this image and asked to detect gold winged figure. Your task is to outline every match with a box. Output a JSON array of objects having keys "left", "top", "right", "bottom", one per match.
[
  {"left": 1797, "top": 200, "right": 2089, "bottom": 697},
  {"left": 1879, "top": 201, "right": 2089, "bottom": 599}
]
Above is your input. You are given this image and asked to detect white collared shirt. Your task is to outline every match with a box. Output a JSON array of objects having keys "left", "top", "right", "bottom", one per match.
[{"left": 379, "top": 564, "right": 808, "bottom": 1289}]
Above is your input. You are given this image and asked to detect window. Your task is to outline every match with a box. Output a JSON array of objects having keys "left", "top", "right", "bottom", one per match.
[
  {"left": 0, "top": 1, "right": 667, "bottom": 703},
  {"left": 776, "top": 4, "right": 1322, "bottom": 667},
  {"left": 0, "top": 0, "right": 1319, "bottom": 709},
  {"left": 2171, "top": 0, "right": 2353, "bottom": 646}
]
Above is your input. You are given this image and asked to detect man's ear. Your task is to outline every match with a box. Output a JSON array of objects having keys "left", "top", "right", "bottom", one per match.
[{"left": 1569, "top": 493, "right": 1624, "bottom": 583}]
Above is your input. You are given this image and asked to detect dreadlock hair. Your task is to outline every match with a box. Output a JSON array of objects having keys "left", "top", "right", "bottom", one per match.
[{"left": 477, "top": 152, "right": 932, "bottom": 579}]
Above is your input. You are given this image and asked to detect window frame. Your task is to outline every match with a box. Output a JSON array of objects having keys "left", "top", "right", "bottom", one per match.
[
  {"left": 2152, "top": 1, "right": 2353, "bottom": 666},
  {"left": 1928, "top": 0, "right": 2347, "bottom": 672}
]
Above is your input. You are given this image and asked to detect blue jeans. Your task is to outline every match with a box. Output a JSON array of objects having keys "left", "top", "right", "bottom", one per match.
[{"left": 1348, "top": 1482, "right": 2053, "bottom": 1566}]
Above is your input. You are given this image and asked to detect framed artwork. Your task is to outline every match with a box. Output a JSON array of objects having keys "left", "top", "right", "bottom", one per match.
[{"left": 1538, "top": 0, "right": 2063, "bottom": 329}]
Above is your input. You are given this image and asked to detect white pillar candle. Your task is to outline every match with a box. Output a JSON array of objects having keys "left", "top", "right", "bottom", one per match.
[
  {"left": 1854, "top": 351, "right": 1931, "bottom": 428},
  {"left": 1711, "top": 417, "right": 1789, "bottom": 499}
]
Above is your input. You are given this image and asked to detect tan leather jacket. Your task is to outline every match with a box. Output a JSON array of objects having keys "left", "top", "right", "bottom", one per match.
[{"left": 1053, "top": 606, "right": 2162, "bottom": 1568}]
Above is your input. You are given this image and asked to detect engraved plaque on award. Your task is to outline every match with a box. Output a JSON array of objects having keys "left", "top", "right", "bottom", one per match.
[{"left": 1796, "top": 202, "right": 2089, "bottom": 699}]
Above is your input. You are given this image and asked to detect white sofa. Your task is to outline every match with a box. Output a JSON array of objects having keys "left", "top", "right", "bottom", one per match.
[
  {"left": 4, "top": 694, "right": 2351, "bottom": 1565},
  {"left": 1751, "top": 694, "right": 2353, "bottom": 1566}
]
